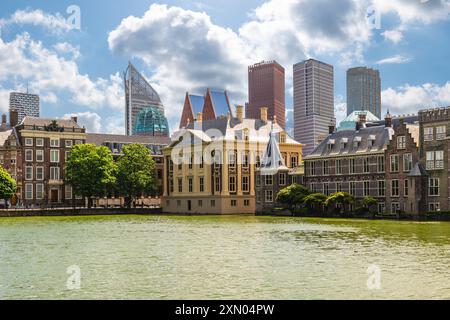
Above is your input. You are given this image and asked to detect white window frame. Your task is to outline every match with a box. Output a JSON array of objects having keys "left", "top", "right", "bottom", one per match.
[
  {"left": 65, "top": 140, "right": 73, "bottom": 148},
  {"left": 36, "top": 149, "right": 44, "bottom": 162},
  {"left": 36, "top": 138, "right": 44, "bottom": 147},
  {"left": 36, "top": 183, "right": 44, "bottom": 200},
  {"left": 50, "top": 138, "right": 60, "bottom": 147},
  {"left": 50, "top": 150, "right": 60, "bottom": 163},
  {"left": 25, "top": 166, "right": 33, "bottom": 181},
  {"left": 25, "top": 149, "right": 33, "bottom": 162},
  {"left": 36, "top": 166, "right": 44, "bottom": 181},
  {"left": 50, "top": 167, "right": 60, "bottom": 180},
  {"left": 25, "top": 183, "right": 33, "bottom": 200},
  {"left": 265, "top": 190, "right": 273, "bottom": 203},
  {"left": 25, "top": 138, "right": 33, "bottom": 146}
]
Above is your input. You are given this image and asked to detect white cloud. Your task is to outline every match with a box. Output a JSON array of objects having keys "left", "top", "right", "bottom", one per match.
[
  {"left": 63, "top": 111, "right": 102, "bottom": 133},
  {"left": 0, "top": 9, "right": 74, "bottom": 33},
  {"left": 0, "top": 33, "right": 123, "bottom": 112},
  {"left": 382, "top": 82, "right": 450, "bottom": 115},
  {"left": 382, "top": 29, "right": 404, "bottom": 44},
  {"left": 53, "top": 42, "right": 80, "bottom": 60},
  {"left": 376, "top": 54, "right": 412, "bottom": 64}
]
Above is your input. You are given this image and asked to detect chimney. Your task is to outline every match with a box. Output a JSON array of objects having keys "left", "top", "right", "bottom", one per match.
[
  {"left": 1, "top": 114, "right": 6, "bottom": 125},
  {"left": 328, "top": 118, "right": 336, "bottom": 134},
  {"left": 260, "top": 107, "right": 268, "bottom": 122},
  {"left": 385, "top": 110, "right": 392, "bottom": 128},
  {"left": 196, "top": 112, "right": 203, "bottom": 122},
  {"left": 236, "top": 105, "right": 244, "bottom": 121},
  {"left": 71, "top": 116, "right": 78, "bottom": 123},
  {"left": 10, "top": 108, "right": 18, "bottom": 127}
]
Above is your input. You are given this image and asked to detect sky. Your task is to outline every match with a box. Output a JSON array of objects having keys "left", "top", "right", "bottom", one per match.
[{"left": 0, "top": 0, "right": 450, "bottom": 135}]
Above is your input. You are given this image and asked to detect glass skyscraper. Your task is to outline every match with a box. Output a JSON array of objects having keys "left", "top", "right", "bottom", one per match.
[{"left": 346, "top": 67, "right": 381, "bottom": 119}]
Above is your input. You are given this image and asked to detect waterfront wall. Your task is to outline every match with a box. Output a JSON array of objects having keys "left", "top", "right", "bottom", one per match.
[{"left": 0, "top": 207, "right": 162, "bottom": 218}]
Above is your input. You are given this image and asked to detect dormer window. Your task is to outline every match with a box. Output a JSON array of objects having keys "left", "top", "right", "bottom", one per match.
[
  {"left": 353, "top": 137, "right": 361, "bottom": 148},
  {"left": 340, "top": 138, "right": 348, "bottom": 150},
  {"left": 368, "top": 135, "right": 376, "bottom": 148},
  {"left": 327, "top": 139, "right": 335, "bottom": 152}
]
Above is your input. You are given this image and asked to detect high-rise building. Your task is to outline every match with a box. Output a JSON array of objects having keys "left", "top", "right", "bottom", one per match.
[
  {"left": 9, "top": 92, "right": 40, "bottom": 124},
  {"left": 293, "top": 59, "right": 334, "bottom": 156},
  {"left": 347, "top": 67, "right": 381, "bottom": 118},
  {"left": 246, "top": 61, "right": 286, "bottom": 129},
  {"left": 124, "top": 62, "right": 168, "bottom": 136}
]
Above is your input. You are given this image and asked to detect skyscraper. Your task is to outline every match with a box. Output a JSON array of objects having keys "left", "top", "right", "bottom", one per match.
[
  {"left": 246, "top": 61, "right": 286, "bottom": 129},
  {"left": 9, "top": 92, "right": 40, "bottom": 124},
  {"left": 124, "top": 62, "right": 168, "bottom": 136},
  {"left": 293, "top": 59, "right": 334, "bottom": 156},
  {"left": 347, "top": 67, "right": 381, "bottom": 118}
]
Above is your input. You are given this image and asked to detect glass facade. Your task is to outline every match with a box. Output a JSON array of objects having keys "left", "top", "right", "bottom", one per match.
[{"left": 132, "top": 106, "right": 169, "bottom": 137}]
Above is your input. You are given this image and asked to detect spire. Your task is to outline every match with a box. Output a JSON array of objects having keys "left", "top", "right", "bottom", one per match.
[{"left": 260, "top": 125, "right": 288, "bottom": 175}]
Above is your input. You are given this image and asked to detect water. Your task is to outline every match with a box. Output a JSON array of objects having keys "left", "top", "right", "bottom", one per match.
[{"left": 0, "top": 215, "right": 449, "bottom": 300}]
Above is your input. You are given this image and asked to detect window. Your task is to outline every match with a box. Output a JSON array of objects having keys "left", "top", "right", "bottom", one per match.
[
  {"left": 25, "top": 149, "right": 33, "bottom": 162},
  {"left": 279, "top": 173, "right": 286, "bottom": 186},
  {"left": 291, "top": 156, "right": 298, "bottom": 168},
  {"left": 50, "top": 167, "right": 60, "bottom": 180},
  {"left": 349, "top": 158, "right": 356, "bottom": 174},
  {"left": 229, "top": 176, "right": 236, "bottom": 192},
  {"left": 242, "top": 153, "right": 249, "bottom": 168},
  {"left": 75, "top": 140, "right": 83, "bottom": 145},
  {"left": 188, "top": 155, "right": 193, "bottom": 170},
  {"left": 215, "top": 177, "right": 221, "bottom": 192},
  {"left": 198, "top": 200, "right": 203, "bottom": 207},
  {"left": 424, "top": 127, "right": 433, "bottom": 141},
  {"left": 324, "top": 183, "right": 329, "bottom": 196},
  {"left": 50, "top": 150, "right": 60, "bottom": 163},
  {"left": 436, "top": 126, "right": 446, "bottom": 140},
  {"left": 391, "top": 203, "right": 400, "bottom": 214},
  {"left": 426, "top": 151, "right": 434, "bottom": 170},
  {"left": 231, "top": 200, "right": 237, "bottom": 207},
  {"left": 311, "top": 162, "right": 316, "bottom": 175},
  {"left": 323, "top": 161, "right": 329, "bottom": 175},
  {"left": 265, "top": 190, "right": 273, "bottom": 203},
  {"left": 336, "top": 182, "right": 342, "bottom": 193},
  {"left": 390, "top": 155, "right": 399, "bottom": 172},
  {"left": 242, "top": 176, "right": 249, "bottom": 192},
  {"left": 244, "top": 199, "right": 250, "bottom": 206},
  {"left": 199, "top": 177, "right": 204, "bottom": 192},
  {"left": 65, "top": 185, "right": 73, "bottom": 200},
  {"left": 378, "top": 203, "right": 386, "bottom": 214},
  {"left": 36, "top": 183, "right": 44, "bottom": 200},
  {"left": 397, "top": 136, "right": 406, "bottom": 149},
  {"left": 256, "top": 155, "right": 261, "bottom": 168},
  {"left": 265, "top": 175, "right": 273, "bottom": 186},
  {"left": 25, "top": 166, "right": 33, "bottom": 180},
  {"left": 426, "top": 151, "right": 444, "bottom": 170},
  {"left": 335, "top": 159, "right": 342, "bottom": 175},
  {"left": 377, "top": 156, "right": 385, "bottom": 173},
  {"left": 429, "top": 178, "right": 440, "bottom": 196},
  {"left": 211, "top": 200, "right": 216, "bottom": 207},
  {"left": 36, "top": 167, "right": 44, "bottom": 180},
  {"left": 36, "top": 150, "right": 44, "bottom": 162},
  {"left": 391, "top": 180, "right": 399, "bottom": 197},
  {"left": 363, "top": 181, "right": 370, "bottom": 197},
  {"left": 228, "top": 152, "right": 236, "bottom": 170},
  {"left": 188, "top": 178, "right": 193, "bottom": 192},
  {"left": 435, "top": 151, "right": 444, "bottom": 169},
  {"left": 404, "top": 179, "right": 409, "bottom": 197},
  {"left": 429, "top": 203, "right": 440, "bottom": 212},
  {"left": 65, "top": 140, "right": 73, "bottom": 148},
  {"left": 178, "top": 178, "right": 183, "bottom": 193},
  {"left": 377, "top": 180, "right": 385, "bottom": 197},
  {"left": 403, "top": 153, "right": 412, "bottom": 172},
  {"left": 363, "top": 157, "right": 370, "bottom": 173},
  {"left": 25, "top": 138, "right": 33, "bottom": 146},
  {"left": 349, "top": 182, "right": 356, "bottom": 196},
  {"left": 25, "top": 184, "right": 33, "bottom": 200},
  {"left": 50, "top": 138, "right": 60, "bottom": 147},
  {"left": 36, "top": 138, "right": 44, "bottom": 147}
]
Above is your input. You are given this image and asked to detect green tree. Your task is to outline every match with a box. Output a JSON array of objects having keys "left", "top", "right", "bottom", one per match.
[
  {"left": 116, "top": 144, "right": 156, "bottom": 208},
  {"left": 361, "top": 196, "right": 378, "bottom": 215},
  {"left": 0, "top": 167, "right": 16, "bottom": 208},
  {"left": 325, "top": 192, "right": 355, "bottom": 214},
  {"left": 65, "top": 144, "right": 117, "bottom": 208},
  {"left": 276, "top": 183, "right": 311, "bottom": 211},
  {"left": 303, "top": 193, "right": 327, "bottom": 213}
]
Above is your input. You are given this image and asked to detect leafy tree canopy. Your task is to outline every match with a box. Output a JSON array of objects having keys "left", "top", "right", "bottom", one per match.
[
  {"left": 276, "top": 183, "right": 311, "bottom": 207},
  {"left": 0, "top": 167, "right": 17, "bottom": 201},
  {"left": 325, "top": 192, "right": 355, "bottom": 207}
]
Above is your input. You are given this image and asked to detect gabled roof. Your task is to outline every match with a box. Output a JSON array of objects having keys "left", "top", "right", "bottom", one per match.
[
  {"left": 305, "top": 125, "right": 394, "bottom": 159},
  {"left": 260, "top": 126, "right": 289, "bottom": 175},
  {"left": 210, "top": 90, "right": 232, "bottom": 118},
  {"left": 0, "top": 130, "right": 12, "bottom": 147}
]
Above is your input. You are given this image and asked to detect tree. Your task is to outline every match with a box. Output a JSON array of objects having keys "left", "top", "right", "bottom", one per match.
[
  {"left": 116, "top": 144, "right": 156, "bottom": 208},
  {"left": 361, "top": 196, "right": 378, "bottom": 215},
  {"left": 303, "top": 193, "right": 327, "bottom": 213},
  {"left": 276, "top": 183, "right": 311, "bottom": 212},
  {"left": 65, "top": 144, "right": 117, "bottom": 208},
  {"left": 325, "top": 192, "right": 355, "bottom": 214},
  {"left": 0, "top": 167, "right": 16, "bottom": 208}
]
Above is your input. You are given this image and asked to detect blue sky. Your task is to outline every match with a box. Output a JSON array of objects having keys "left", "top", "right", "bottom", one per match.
[{"left": 0, "top": 0, "right": 449, "bottom": 135}]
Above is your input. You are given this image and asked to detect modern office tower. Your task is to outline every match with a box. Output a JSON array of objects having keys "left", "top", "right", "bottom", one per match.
[
  {"left": 293, "top": 59, "right": 334, "bottom": 156},
  {"left": 9, "top": 92, "right": 40, "bottom": 124},
  {"left": 347, "top": 67, "right": 381, "bottom": 119},
  {"left": 246, "top": 61, "right": 286, "bottom": 129},
  {"left": 124, "top": 62, "right": 168, "bottom": 136}
]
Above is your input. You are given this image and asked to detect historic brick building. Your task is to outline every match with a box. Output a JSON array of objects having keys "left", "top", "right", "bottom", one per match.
[{"left": 418, "top": 108, "right": 450, "bottom": 212}]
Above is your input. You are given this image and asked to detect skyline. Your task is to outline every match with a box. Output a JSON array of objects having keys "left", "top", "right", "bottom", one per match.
[{"left": 0, "top": 0, "right": 450, "bottom": 135}]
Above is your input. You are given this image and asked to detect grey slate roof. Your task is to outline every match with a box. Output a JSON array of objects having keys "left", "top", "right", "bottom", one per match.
[
  {"left": 20, "top": 116, "right": 81, "bottom": 128},
  {"left": 86, "top": 133, "right": 170, "bottom": 146},
  {"left": 408, "top": 163, "right": 428, "bottom": 177},
  {"left": 305, "top": 125, "right": 394, "bottom": 159}
]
